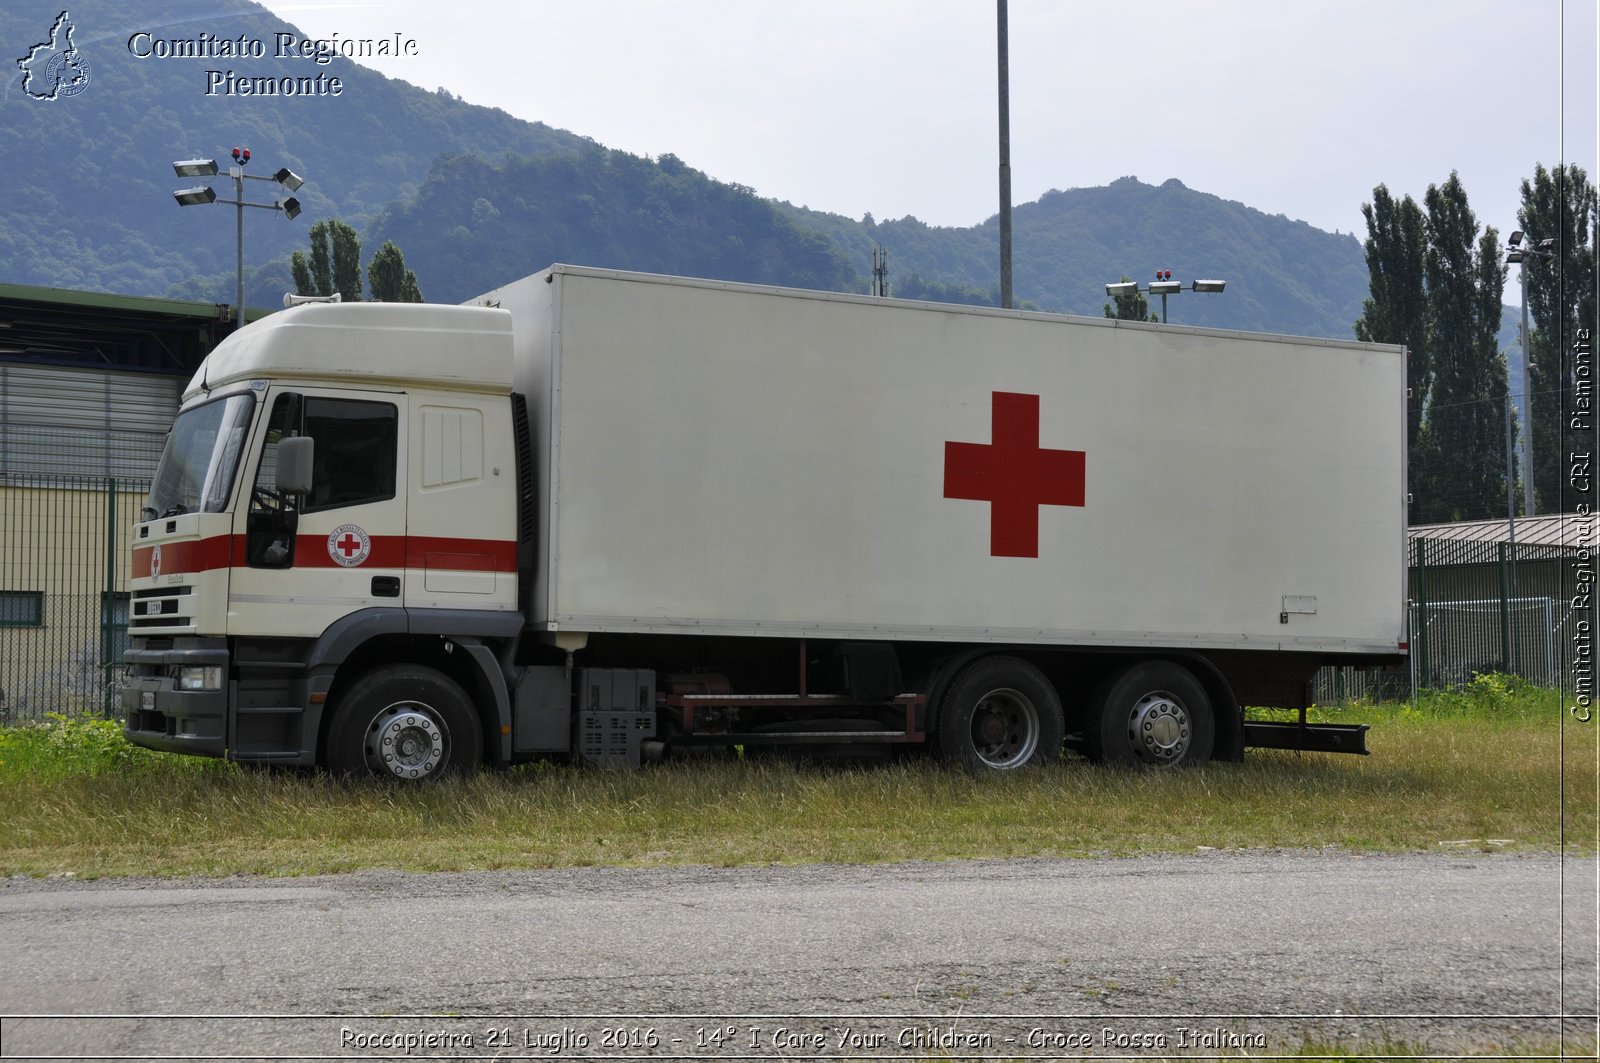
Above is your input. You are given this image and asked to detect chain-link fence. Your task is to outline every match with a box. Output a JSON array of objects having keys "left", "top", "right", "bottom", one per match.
[
  {"left": 0, "top": 474, "right": 150, "bottom": 722},
  {"left": 1312, "top": 533, "right": 1594, "bottom": 705}
]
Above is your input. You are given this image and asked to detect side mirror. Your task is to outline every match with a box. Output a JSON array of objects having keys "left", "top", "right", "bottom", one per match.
[{"left": 276, "top": 435, "right": 315, "bottom": 495}]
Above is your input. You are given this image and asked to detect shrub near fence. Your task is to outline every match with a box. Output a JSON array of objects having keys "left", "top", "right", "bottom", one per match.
[{"left": 0, "top": 475, "right": 149, "bottom": 722}]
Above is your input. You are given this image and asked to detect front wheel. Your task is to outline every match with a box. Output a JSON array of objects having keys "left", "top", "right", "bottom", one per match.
[
  {"left": 1087, "top": 661, "right": 1214, "bottom": 768},
  {"left": 325, "top": 665, "right": 482, "bottom": 780},
  {"left": 936, "top": 656, "right": 1064, "bottom": 772}
]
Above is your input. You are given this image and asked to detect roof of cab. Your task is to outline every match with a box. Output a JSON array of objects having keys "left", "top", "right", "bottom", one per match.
[{"left": 183, "top": 301, "right": 514, "bottom": 400}]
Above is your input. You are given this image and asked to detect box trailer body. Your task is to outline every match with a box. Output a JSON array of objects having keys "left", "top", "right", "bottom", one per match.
[{"left": 123, "top": 265, "right": 1405, "bottom": 776}]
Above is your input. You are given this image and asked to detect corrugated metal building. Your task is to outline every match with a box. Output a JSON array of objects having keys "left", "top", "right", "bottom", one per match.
[
  {"left": 0, "top": 284, "right": 234, "bottom": 718},
  {"left": 1408, "top": 514, "right": 1594, "bottom": 689},
  {"left": 1316, "top": 514, "right": 1595, "bottom": 702}
]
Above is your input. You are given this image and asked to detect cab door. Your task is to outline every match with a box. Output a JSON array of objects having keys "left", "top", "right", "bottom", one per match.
[{"left": 228, "top": 388, "right": 408, "bottom": 638}]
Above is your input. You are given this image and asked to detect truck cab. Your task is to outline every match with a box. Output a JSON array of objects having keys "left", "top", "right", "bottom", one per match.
[{"left": 122, "top": 302, "right": 523, "bottom": 774}]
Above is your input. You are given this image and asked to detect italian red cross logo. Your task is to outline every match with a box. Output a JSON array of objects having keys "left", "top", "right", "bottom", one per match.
[
  {"left": 327, "top": 523, "right": 372, "bottom": 568},
  {"left": 943, "top": 391, "right": 1085, "bottom": 558}
]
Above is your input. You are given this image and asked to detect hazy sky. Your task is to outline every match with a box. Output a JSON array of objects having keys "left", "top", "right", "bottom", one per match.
[{"left": 259, "top": 1, "right": 1595, "bottom": 241}]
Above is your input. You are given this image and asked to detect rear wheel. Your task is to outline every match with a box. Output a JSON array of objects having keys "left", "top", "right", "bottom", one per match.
[
  {"left": 936, "top": 656, "right": 1063, "bottom": 772},
  {"left": 1087, "top": 661, "right": 1214, "bottom": 768},
  {"left": 326, "top": 665, "right": 482, "bottom": 780}
]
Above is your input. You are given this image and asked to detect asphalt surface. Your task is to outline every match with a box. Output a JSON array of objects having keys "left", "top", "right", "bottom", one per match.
[{"left": 0, "top": 850, "right": 1595, "bottom": 1059}]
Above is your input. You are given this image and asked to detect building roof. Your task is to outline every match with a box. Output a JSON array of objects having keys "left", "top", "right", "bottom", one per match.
[
  {"left": 0, "top": 282, "right": 240, "bottom": 375},
  {"left": 1411, "top": 513, "right": 1593, "bottom": 550}
]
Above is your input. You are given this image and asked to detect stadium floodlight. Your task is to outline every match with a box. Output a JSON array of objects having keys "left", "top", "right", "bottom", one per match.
[
  {"left": 1101, "top": 271, "right": 1227, "bottom": 324},
  {"left": 170, "top": 150, "right": 307, "bottom": 329},
  {"left": 172, "top": 159, "right": 219, "bottom": 178},
  {"left": 173, "top": 186, "right": 217, "bottom": 206}
]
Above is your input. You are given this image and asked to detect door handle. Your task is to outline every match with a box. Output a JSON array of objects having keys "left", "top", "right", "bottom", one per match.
[{"left": 371, "top": 576, "right": 400, "bottom": 597}]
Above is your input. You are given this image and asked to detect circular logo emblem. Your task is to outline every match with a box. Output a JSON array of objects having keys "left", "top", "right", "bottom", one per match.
[
  {"left": 328, "top": 524, "right": 372, "bottom": 567},
  {"left": 45, "top": 50, "right": 91, "bottom": 97},
  {"left": 150, "top": 544, "right": 162, "bottom": 579}
]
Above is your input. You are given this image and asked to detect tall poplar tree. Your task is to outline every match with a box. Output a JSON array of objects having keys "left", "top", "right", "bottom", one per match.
[
  {"left": 1420, "top": 173, "right": 1508, "bottom": 523},
  {"left": 1355, "top": 186, "right": 1430, "bottom": 453},
  {"left": 291, "top": 220, "right": 363, "bottom": 302},
  {"left": 367, "top": 240, "right": 424, "bottom": 302},
  {"left": 1517, "top": 163, "right": 1599, "bottom": 511}
]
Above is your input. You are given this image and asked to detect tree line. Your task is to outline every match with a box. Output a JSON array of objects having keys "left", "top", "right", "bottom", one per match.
[
  {"left": 1355, "top": 164, "right": 1597, "bottom": 523},
  {"left": 290, "top": 220, "right": 424, "bottom": 303}
]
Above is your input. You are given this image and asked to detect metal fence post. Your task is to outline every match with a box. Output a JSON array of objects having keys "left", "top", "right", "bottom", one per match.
[
  {"left": 1497, "top": 541, "right": 1511, "bottom": 673},
  {"left": 101, "top": 476, "right": 116, "bottom": 716},
  {"left": 1416, "top": 538, "right": 1429, "bottom": 688}
]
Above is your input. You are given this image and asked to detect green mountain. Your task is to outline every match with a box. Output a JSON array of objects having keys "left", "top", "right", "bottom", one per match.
[
  {"left": 783, "top": 177, "right": 1370, "bottom": 335},
  {"left": 365, "top": 149, "right": 857, "bottom": 299},
  {"left": 0, "top": 0, "right": 585, "bottom": 301},
  {"left": 367, "top": 163, "right": 1369, "bottom": 338},
  {"left": 5, "top": 0, "right": 1499, "bottom": 350}
]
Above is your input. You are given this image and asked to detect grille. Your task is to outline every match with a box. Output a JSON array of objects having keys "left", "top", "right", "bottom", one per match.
[{"left": 131, "top": 586, "right": 193, "bottom": 630}]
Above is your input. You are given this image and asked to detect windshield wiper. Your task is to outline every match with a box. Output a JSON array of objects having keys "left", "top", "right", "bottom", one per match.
[
  {"left": 160, "top": 504, "right": 191, "bottom": 518},
  {"left": 140, "top": 506, "right": 158, "bottom": 522}
]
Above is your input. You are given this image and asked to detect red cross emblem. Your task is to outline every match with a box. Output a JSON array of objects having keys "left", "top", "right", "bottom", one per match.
[
  {"left": 327, "top": 524, "right": 371, "bottom": 567},
  {"left": 943, "top": 391, "right": 1085, "bottom": 558}
]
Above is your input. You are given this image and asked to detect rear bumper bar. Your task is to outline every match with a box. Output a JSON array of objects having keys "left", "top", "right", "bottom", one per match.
[{"left": 1242, "top": 720, "right": 1370, "bottom": 755}]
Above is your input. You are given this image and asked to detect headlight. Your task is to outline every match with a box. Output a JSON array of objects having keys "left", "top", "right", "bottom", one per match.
[{"left": 177, "top": 666, "right": 224, "bottom": 691}]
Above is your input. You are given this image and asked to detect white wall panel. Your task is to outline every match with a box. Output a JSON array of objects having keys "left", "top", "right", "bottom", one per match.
[{"left": 482, "top": 268, "right": 1408, "bottom": 655}]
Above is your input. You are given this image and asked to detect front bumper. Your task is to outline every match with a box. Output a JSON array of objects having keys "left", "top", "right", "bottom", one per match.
[{"left": 122, "top": 637, "right": 229, "bottom": 758}]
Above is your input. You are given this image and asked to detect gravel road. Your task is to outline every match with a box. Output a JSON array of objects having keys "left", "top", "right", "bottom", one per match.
[{"left": 1, "top": 850, "right": 1595, "bottom": 1059}]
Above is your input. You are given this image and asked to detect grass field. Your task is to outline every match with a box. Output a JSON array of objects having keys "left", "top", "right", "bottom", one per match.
[{"left": 0, "top": 675, "right": 1594, "bottom": 879}]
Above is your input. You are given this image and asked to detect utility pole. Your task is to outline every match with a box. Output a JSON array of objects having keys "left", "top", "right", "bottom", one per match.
[{"left": 996, "top": 0, "right": 1013, "bottom": 310}]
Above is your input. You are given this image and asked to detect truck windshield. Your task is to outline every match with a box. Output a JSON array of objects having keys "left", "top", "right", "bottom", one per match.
[{"left": 144, "top": 394, "right": 256, "bottom": 519}]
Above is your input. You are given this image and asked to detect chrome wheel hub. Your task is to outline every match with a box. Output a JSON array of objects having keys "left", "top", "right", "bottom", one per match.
[
  {"left": 1127, "top": 691, "right": 1191, "bottom": 764},
  {"left": 366, "top": 706, "right": 446, "bottom": 779}
]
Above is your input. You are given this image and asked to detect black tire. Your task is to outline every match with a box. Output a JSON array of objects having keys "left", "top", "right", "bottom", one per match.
[
  {"left": 1086, "top": 661, "right": 1214, "bottom": 768},
  {"left": 325, "top": 665, "right": 482, "bottom": 780},
  {"left": 936, "top": 656, "right": 1063, "bottom": 772}
]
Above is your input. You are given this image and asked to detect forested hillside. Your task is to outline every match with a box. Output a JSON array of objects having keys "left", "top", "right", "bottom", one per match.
[
  {"left": 785, "top": 177, "right": 1370, "bottom": 335},
  {"left": 0, "top": 0, "right": 586, "bottom": 302},
  {"left": 365, "top": 150, "right": 856, "bottom": 302},
  {"left": 4, "top": 0, "right": 1406, "bottom": 342}
]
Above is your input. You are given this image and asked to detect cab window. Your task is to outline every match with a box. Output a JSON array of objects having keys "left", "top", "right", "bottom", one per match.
[{"left": 250, "top": 394, "right": 397, "bottom": 514}]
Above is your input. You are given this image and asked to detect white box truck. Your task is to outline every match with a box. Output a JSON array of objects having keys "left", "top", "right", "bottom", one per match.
[{"left": 123, "top": 265, "right": 1405, "bottom": 777}]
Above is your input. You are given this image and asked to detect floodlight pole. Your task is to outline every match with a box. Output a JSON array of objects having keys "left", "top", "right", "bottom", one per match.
[
  {"left": 172, "top": 152, "right": 305, "bottom": 330},
  {"left": 1517, "top": 258, "right": 1535, "bottom": 516},
  {"left": 1505, "top": 231, "right": 1554, "bottom": 516},
  {"left": 996, "top": 0, "right": 1012, "bottom": 310},
  {"left": 1503, "top": 349, "right": 1520, "bottom": 674},
  {"left": 1500, "top": 231, "right": 1552, "bottom": 677},
  {"left": 234, "top": 166, "right": 245, "bottom": 330}
]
